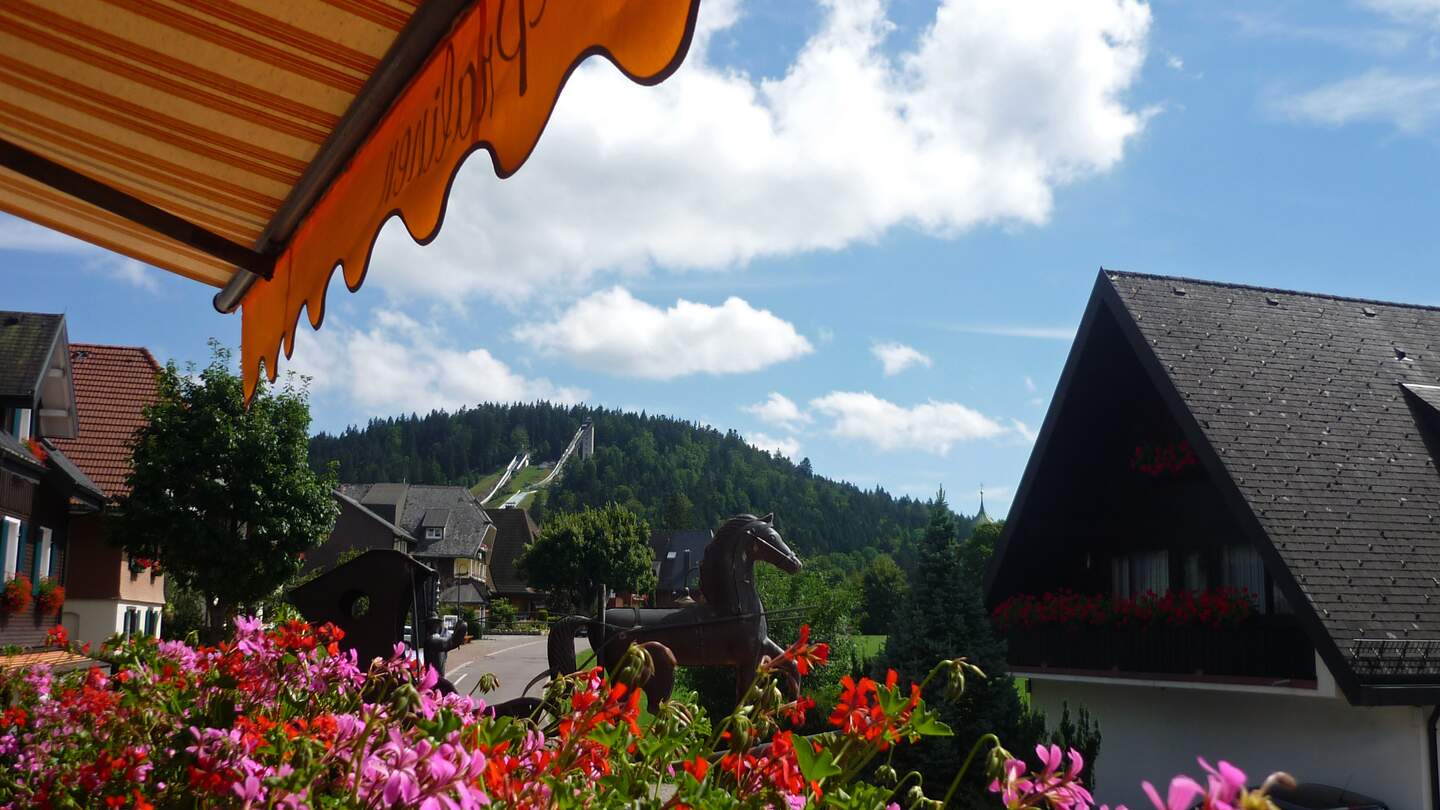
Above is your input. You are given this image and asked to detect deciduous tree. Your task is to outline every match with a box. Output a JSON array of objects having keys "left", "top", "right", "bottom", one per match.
[
  {"left": 859, "top": 553, "right": 908, "bottom": 634},
  {"left": 110, "top": 343, "right": 338, "bottom": 637},
  {"left": 518, "top": 503, "right": 656, "bottom": 613}
]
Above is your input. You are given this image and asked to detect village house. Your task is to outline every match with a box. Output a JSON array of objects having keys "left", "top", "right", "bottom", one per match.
[
  {"left": 987, "top": 271, "right": 1440, "bottom": 809},
  {"left": 650, "top": 528, "right": 712, "bottom": 607},
  {"left": 336, "top": 484, "right": 493, "bottom": 614},
  {"left": 49, "top": 344, "right": 166, "bottom": 647},
  {"left": 0, "top": 313, "right": 106, "bottom": 649},
  {"left": 308, "top": 489, "right": 417, "bottom": 573}
]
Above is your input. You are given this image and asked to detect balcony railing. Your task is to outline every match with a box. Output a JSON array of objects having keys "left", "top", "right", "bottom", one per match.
[{"left": 1004, "top": 618, "right": 1315, "bottom": 682}]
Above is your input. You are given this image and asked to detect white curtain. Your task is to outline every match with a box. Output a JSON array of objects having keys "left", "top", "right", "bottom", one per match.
[
  {"left": 1222, "top": 545, "right": 1266, "bottom": 611},
  {"left": 1183, "top": 551, "right": 1206, "bottom": 592},
  {"left": 1133, "top": 550, "right": 1170, "bottom": 596}
]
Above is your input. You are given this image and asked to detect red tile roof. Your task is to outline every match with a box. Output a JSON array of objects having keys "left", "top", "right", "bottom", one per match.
[{"left": 47, "top": 344, "right": 160, "bottom": 499}]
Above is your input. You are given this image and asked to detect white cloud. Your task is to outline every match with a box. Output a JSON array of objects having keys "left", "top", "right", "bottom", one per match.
[
  {"left": 809, "top": 391, "right": 1008, "bottom": 455},
  {"left": 872, "top": 342, "right": 933, "bottom": 376},
  {"left": 747, "top": 431, "right": 802, "bottom": 459},
  {"left": 1229, "top": 11, "right": 1414, "bottom": 54},
  {"left": 516, "top": 287, "right": 812, "bottom": 379},
  {"left": 1023, "top": 375, "right": 1038, "bottom": 393},
  {"left": 1362, "top": 0, "right": 1440, "bottom": 27},
  {"left": 744, "top": 392, "right": 811, "bottom": 431},
  {"left": 365, "top": 0, "right": 1153, "bottom": 304},
  {"left": 945, "top": 324, "right": 1077, "bottom": 340},
  {"left": 289, "top": 310, "right": 586, "bottom": 415},
  {"left": 98, "top": 258, "right": 161, "bottom": 293},
  {"left": 1166, "top": 54, "right": 1184, "bottom": 71},
  {"left": 1011, "top": 418, "right": 1039, "bottom": 442},
  {"left": 1277, "top": 70, "right": 1440, "bottom": 134}
]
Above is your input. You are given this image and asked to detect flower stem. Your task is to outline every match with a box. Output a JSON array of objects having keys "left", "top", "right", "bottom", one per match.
[{"left": 941, "top": 733, "right": 1000, "bottom": 808}]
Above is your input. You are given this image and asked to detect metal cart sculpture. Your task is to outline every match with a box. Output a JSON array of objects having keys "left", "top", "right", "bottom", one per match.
[{"left": 546, "top": 513, "right": 804, "bottom": 707}]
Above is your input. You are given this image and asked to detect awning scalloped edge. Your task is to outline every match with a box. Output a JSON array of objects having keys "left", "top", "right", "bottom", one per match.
[{"left": 240, "top": 0, "right": 702, "bottom": 401}]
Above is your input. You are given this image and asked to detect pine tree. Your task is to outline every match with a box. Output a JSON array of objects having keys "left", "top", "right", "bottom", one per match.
[{"left": 876, "top": 490, "right": 1044, "bottom": 805}]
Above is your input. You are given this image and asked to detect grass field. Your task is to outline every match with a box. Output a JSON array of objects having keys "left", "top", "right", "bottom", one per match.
[
  {"left": 850, "top": 635, "right": 886, "bottom": 659},
  {"left": 469, "top": 468, "right": 507, "bottom": 498},
  {"left": 481, "top": 464, "right": 549, "bottom": 506}
]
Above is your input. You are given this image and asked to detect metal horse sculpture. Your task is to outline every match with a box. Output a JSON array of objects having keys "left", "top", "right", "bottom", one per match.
[{"left": 547, "top": 513, "right": 803, "bottom": 707}]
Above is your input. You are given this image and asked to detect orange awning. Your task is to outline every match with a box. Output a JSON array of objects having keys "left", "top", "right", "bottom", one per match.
[{"left": 0, "top": 0, "right": 700, "bottom": 398}]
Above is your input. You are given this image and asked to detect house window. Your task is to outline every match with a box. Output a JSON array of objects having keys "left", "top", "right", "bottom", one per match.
[
  {"left": 393, "top": 538, "right": 407, "bottom": 552},
  {"left": 425, "top": 527, "right": 442, "bottom": 540},
  {"left": 1, "top": 516, "right": 19, "bottom": 579},
  {"left": 1182, "top": 550, "right": 1206, "bottom": 592},
  {"left": 454, "top": 558, "right": 472, "bottom": 578},
  {"left": 1222, "top": 545, "right": 1265, "bottom": 611},
  {"left": 1111, "top": 550, "right": 1169, "bottom": 598},
  {"left": 38, "top": 528, "right": 52, "bottom": 579}
]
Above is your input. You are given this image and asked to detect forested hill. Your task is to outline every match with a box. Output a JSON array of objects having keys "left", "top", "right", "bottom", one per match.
[{"left": 307, "top": 403, "right": 961, "bottom": 556}]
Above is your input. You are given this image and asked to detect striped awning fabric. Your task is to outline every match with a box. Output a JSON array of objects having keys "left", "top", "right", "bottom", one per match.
[
  {"left": 0, "top": 0, "right": 414, "bottom": 287},
  {"left": 0, "top": 0, "right": 701, "bottom": 399}
]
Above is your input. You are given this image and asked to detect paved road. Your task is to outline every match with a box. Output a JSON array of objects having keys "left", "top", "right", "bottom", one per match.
[{"left": 444, "top": 634, "right": 587, "bottom": 704}]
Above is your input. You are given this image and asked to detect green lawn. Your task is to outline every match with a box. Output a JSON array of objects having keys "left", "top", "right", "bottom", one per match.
[
  {"left": 482, "top": 464, "right": 549, "bottom": 506},
  {"left": 850, "top": 635, "right": 886, "bottom": 659},
  {"left": 468, "top": 467, "right": 507, "bottom": 498}
]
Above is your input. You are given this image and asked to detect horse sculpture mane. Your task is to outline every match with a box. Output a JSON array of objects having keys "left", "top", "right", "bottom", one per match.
[{"left": 698, "top": 514, "right": 762, "bottom": 614}]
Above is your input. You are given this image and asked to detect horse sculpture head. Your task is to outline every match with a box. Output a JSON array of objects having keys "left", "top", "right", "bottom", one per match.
[
  {"left": 742, "top": 513, "right": 802, "bottom": 575},
  {"left": 699, "top": 513, "right": 802, "bottom": 613}
]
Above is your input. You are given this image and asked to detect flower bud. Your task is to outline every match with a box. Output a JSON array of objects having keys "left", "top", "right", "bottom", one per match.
[{"left": 875, "top": 764, "right": 898, "bottom": 786}]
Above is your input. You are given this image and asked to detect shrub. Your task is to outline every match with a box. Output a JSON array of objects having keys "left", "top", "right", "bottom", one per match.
[{"left": 489, "top": 599, "right": 517, "bottom": 628}]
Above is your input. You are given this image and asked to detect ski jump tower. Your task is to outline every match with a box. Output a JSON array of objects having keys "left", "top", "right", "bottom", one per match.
[{"left": 579, "top": 418, "right": 595, "bottom": 460}]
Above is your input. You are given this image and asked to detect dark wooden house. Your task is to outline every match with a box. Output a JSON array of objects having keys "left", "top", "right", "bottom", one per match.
[
  {"left": 336, "top": 484, "right": 493, "bottom": 612},
  {"left": 986, "top": 271, "right": 1440, "bottom": 808},
  {"left": 0, "top": 313, "right": 105, "bottom": 648}
]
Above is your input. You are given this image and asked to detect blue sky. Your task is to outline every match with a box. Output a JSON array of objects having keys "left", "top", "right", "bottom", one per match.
[{"left": 4, "top": 0, "right": 1440, "bottom": 518}]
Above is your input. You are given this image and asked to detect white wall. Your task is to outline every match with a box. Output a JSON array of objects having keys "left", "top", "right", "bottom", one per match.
[
  {"left": 1028, "top": 666, "right": 1433, "bottom": 810},
  {"left": 65, "top": 598, "right": 164, "bottom": 648},
  {"left": 64, "top": 598, "right": 123, "bottom": 648}
]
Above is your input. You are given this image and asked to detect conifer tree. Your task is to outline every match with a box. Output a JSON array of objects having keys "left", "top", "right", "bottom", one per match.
[{"left": 876, "top": 489, "right": 1044, "bottom": 805}]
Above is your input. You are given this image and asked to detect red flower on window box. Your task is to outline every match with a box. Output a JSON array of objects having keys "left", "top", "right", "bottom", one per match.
[
  {"left": 2, "top": 576, "right": 33, "bottom": 614},
  {"left": 1131, "top": 440, "right": 1199, "bottom": 477},
  {"left": 37, "top": 578, "right": 64, "bottom": 612},
  {"left": 992, "top": 587, "right": 1255, "bottom": 631},
  {"left": 22, "top": 438, "right": 47, "bottom": 464}
]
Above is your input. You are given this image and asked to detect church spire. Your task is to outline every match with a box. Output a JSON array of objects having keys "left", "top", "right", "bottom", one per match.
[{"left": 974, "top": 485, "right": 995, "bottom": 526}]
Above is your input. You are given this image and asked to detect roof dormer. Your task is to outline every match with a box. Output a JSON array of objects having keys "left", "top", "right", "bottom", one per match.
[{"left": 0, "top": 312, "right": 78, "bottom": 440}]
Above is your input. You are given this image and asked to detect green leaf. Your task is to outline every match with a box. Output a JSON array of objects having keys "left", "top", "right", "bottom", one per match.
[
  {"left": 792, "top": 738, "right": 843, "bottom": 783},
  {"left": 909, "top": 709, "right": 953, "bottom": 737}
]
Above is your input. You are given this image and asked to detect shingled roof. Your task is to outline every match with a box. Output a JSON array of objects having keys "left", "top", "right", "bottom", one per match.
[
  {"left": 994, "top": 269, "right": 1440, "bottom": 704},
  {"left": 0, "top": 312, "right": 63, "bottom": 402},
  {"left": 338, "top": 483, "right": 492, "bottom": 559},
  {"left": 484, "top": 508, "right": 540, "bottom": 596},
  {"left": 47, "top": 344, "right": 160, "bottom": 499}
]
